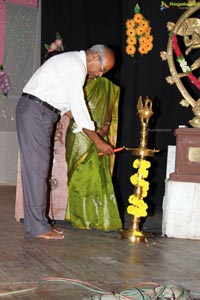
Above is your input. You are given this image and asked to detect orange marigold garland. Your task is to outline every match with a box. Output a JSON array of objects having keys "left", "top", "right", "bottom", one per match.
[{"left": 125, "top": 3, "right": 153, "bottom": 58}]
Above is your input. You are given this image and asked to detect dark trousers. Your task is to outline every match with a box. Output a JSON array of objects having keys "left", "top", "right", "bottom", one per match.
[{"left": 16, "top": 95, "right": 59, "bottom": 236}]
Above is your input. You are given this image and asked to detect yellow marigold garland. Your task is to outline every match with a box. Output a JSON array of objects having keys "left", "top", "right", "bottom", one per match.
[
  {"left": 127, "top": 158, "right": 151, "bottom": 218},
  {"left": 125, "top": 3, "right": 153, "bottom": 58}
]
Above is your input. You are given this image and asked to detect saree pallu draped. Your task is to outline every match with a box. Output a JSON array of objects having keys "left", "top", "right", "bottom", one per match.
[{"left": 65, "top": 77, "right": 122, "bottom": 230}]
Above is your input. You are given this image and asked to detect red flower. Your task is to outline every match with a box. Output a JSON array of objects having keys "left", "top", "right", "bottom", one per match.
[
  {"left": 171, "top": 34, "right": 200, "bottom": 91},
  {"left": 187, "top": 73, "right": 200, "bottom": 90},
  {"left": 171, "top": 35, "right": 182, "bottom": 57}
]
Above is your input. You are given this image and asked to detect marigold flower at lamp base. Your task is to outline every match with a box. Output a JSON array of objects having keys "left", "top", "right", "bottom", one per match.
[{"left": 120, "top": 96, "right": 159, "bottom": 243}]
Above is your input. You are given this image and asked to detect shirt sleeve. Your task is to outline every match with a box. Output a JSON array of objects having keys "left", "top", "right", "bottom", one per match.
[{"left": 62, "top": 69, "right": 95, "bottom": 133}]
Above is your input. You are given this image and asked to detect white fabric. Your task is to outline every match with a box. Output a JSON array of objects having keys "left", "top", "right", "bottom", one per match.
[
  {"left": 23, "top": 50, "right": 95, "bottom": 132},
  {"left": 165, "top": 145, "right": 176, "bottom": 179},
  {"left": 162, "top": 180, "right": 200, "bottom": 239}
]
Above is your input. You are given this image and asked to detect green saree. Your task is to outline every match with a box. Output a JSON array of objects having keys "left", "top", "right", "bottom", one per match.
[{"left": 65, "top": 77, "right": 122, "bottom": 231}]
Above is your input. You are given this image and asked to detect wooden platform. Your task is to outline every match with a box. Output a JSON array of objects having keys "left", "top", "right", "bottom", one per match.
[{"left": 1, "top": 185, "right": 200, "bottom": 299}]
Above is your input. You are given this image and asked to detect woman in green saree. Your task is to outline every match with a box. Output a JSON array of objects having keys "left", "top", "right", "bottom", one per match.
[{"left": 65, "top": 76, "right": 122, "bottom": 231}]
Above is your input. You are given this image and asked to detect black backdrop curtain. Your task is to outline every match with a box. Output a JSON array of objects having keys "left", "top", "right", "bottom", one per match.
[{"left": 41, "top": 0, "right": 197, "bottom": 223}]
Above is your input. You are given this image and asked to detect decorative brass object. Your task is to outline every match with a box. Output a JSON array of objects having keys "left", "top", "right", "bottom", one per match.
[
  {"left": 160, "top": 4, "right": 200, "bottom": 127},
  {"left": 125, "top": 96, "right": 159, "bottom": 158},
  {"left": 121, "top": 96, "right": 159, "bottom": 243}
]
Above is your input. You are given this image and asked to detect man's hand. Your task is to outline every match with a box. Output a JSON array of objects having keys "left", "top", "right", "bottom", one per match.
[
  {"left": 95, "top": 139, "right": 114, "bottom": 155},
  {"left": 64, "top": 110, "right": 73, "bottom": 119},
  {"left": 83, "top": 128, "right": 114, "bottom": 155}
]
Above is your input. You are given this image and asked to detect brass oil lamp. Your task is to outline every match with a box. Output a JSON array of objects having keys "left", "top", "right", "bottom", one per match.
[{"left": 121, "top": 96, "right": 159, "bottom": 243}]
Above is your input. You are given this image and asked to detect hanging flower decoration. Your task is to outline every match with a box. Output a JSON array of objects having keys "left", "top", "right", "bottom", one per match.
[
  {"left": 127, "top": 158, "right": 151, "bottom": 219},
  {"left": 171, "top": 34, "right": 200, "bottom": 90},
  {"left": 0, "top": 65, "right": 11, "bottom": 96},
  {"left": 44, "top": 32, "right": 64, "bottom": 59},
  {"left": 125, "top": 3, "right": 153, "bottom": 58}
]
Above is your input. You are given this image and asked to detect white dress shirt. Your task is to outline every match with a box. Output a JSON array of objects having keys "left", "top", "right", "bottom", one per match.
[{"left": 23, "top": 50, "right": 95, "bottom": 132}]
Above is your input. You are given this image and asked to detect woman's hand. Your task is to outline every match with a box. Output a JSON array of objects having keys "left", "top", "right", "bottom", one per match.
[{"left": 97, "top": 121, "right": 111, "bottom": 137}]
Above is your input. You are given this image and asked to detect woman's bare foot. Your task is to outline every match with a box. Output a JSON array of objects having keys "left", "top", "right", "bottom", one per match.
[
  {"left": 51, "top": 224, "right": 64, "bottom": 235},
  {"left": 36, "top": 230, "right": 64, "bottom": 239}
]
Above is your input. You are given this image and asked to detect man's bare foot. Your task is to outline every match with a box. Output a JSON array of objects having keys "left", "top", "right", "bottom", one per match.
[
  {"left": 51, "top": 224, "right": 64, "bottom": 235},
  {"left": 36, "top": 230, "right": 64, "bottom": 239}
]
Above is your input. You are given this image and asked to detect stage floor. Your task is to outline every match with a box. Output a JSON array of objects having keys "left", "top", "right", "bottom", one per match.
[{"left": 1, "top": 185, "right": 200, "bottom": 299}]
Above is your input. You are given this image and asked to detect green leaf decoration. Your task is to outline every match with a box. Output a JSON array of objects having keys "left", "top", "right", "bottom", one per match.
[
  {"left": 0, "top": 64, "right": 3, "bottom": 71},
  {"left": 44, "top": 43, "right": 50, "bottom": 50},
  {"left": 134, "top": 3, "right": 140, "bottom": 14},
  {"left": 56, "top": 32, "right": 61, "bottom": 39}
]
